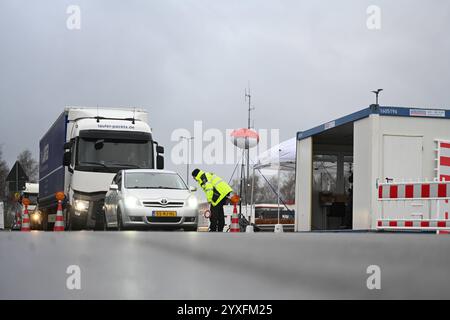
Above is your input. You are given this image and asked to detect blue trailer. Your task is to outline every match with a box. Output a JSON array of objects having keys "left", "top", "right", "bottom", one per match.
[{"left": 38, "top": 111, "right": 67, "bottom": 213}]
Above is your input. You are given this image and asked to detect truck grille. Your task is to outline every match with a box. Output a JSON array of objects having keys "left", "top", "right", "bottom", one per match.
[
  {"left": 147, "top": 217, "right": 182, "bottom": 223},
  {"left": 142, "top": 201, "right": 184, "bottom": 208}
]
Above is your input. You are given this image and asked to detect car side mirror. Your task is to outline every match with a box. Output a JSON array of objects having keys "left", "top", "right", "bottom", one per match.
[
  {"left": 109, "top": 184, "right": 119, "bottom": 191},
  {"left": 63, "top": 151, "right": 71, "bottom": 167},
  {"left": 156, "top": 145, "right": 164, "bottom": 154},
  {"left": 189, "top": 186, "right": 197, "bottom": 192},
  {"left": 156, "top": 155, "right": 164, "bottom": 169}
]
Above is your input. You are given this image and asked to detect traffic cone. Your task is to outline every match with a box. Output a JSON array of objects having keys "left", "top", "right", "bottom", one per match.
[
  {"left": 230, "top": 202, "right": 240, "bottom": 233},
  {"left": 21, "top": 205, "right": 30, "bottom": 232},
  {"left": 54, "top": 200, "right": 65, "bottom": 232}
]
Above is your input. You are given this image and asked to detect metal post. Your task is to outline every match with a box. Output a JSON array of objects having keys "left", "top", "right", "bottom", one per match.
[
  {"left": 16, "top": 163, "right": 18, "bottom": 193},
  {"left": 277, "top": 166, "right": 281, "bottom": 226},
  {"left": 245, "top": 86, "right": 254, "bottom": 207},
  {"left": 239, "top": 149, "right": 245, "bottom": 215},
  {"left": 250, "top": 166, "right": 255, "bottom": 223},
  {"left": 371, "top": 88, "right": 383, "bottom": 106}
]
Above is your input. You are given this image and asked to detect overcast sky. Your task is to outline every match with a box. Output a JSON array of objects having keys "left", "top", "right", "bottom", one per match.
[{"left": 1, "top": 0, "right": 450, "bottom": 182}]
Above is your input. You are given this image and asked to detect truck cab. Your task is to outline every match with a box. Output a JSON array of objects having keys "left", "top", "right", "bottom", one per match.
[
  {"left": 39, "top": 107, "right": 164, "bottom": 230},
  {"left": 21, "top": 183, "right": 39, "bottom": 212},
  {"left": 21, "top": 183, "right": 43, "bottom": 229}
]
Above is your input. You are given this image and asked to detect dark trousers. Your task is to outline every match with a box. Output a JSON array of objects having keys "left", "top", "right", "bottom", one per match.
[{"left": 209, "top": 197, "right": 227, "bottom": 232}]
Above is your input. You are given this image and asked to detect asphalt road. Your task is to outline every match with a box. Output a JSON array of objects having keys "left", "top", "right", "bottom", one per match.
[{"left": 0, "top": 231, "right": 449, "bottom": 299}]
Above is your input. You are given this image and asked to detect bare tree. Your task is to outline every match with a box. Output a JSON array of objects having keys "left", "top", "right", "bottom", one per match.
[
  {"left": 0, "top": 146, "right": 9, "bottom": 200},
  {"left": 280, "top": 171, "right": 296, "bottom": 203},
  {"left": 17, "top": 150, "right": 38, "bottom": 183},
  {"left": 244, "top": 171, "right": 296, "bottom": 205},
  {"left": 232, "top": 173, "right": 279, "bottom": 204},
  {"left": 228, "top": 170, "right": 296, "bottom": 205}
]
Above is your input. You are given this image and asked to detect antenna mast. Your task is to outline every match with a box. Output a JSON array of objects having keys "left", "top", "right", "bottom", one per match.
[
  {"left": 245, "top": 87, "right": 253, "bottom": 129},
  {"left": 244, "top": 84, "right": 255, "bottom": 206}
]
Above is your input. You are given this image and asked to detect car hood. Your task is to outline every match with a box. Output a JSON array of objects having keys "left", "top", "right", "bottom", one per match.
[{"left": 124, "top": 189, "right": 191, "bottom": 201}]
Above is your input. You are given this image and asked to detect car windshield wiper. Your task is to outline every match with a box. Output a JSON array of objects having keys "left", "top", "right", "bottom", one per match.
[
  {"left": 126, "top": 186, "right": 182, "bottom": 190},
  {"left": 127, "top": 186, "right": 153, "bottom": 189},
  {"left": 79, "top": 161, "right": 114, "bottom": 172},
  {"left": 105, "top": 162, "right": 142, "bottom": 169},
  {"left": 156, "top": 186, "right": 183, "bottom": 190}
]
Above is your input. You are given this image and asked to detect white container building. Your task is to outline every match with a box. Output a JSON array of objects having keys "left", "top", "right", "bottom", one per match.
[{"left": 295, "top": 105, "right": 450, "bottom": 231}]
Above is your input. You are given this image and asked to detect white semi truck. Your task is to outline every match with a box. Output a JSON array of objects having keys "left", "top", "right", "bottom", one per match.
[
  {"left": 21, "top": 183, "right": 41, "bottom": 229},
  {"left": 38, "top": 107, "right": 164, "bottom": 230}
]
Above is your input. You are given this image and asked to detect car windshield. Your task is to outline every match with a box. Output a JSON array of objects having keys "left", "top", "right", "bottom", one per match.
[
  {"left": 77, "top": 138, "right": 154, "bottom": 170},
  {"left": 125, "top": 172, "right": 187, "bottom": 190}
]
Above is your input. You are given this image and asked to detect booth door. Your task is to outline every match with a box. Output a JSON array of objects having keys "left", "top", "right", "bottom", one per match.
[{"left": 382, "top": 135, "right": 426, "bottom": 220}]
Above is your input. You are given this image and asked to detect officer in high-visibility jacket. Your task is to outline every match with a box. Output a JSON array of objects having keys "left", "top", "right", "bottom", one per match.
[{"left": 192, "top": 169, "right": 233, "bottom": 232}]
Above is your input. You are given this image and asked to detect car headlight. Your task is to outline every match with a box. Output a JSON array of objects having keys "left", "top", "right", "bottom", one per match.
[
  {"left": 187, "top": 195, "right": 198, "bottom": 209},
  {"left": 74, "top": 199, "right": 89, "bottom": 212},
  {"left": 124, "top": 196, "right": 141, "bottom": 208},
  {"left": 32, "top": 213, "right": 41, "bottom": 222}
]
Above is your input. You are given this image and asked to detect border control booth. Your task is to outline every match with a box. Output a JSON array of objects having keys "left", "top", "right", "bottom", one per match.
[{"left": 295, "top": 105, "right": 450, "bottom": 232}]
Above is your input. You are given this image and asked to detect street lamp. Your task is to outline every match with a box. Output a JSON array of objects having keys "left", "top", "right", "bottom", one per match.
[
  {"left": 179, "top": 136, "right": 194, "bottom": 186},
  {"left": 371, "top": 88, "right": 383, "bottom": 105}
]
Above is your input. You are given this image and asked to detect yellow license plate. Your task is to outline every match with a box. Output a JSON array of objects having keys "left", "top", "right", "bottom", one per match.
[{"left": 153, "top": 211, "right": 177, "bottom": 217}]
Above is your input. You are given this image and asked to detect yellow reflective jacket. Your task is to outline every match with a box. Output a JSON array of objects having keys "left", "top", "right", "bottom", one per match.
[{"left": 194, "top": 170, "right": 233, "bottom": 207}]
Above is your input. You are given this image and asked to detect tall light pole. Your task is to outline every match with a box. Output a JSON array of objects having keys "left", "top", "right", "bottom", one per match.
[
  {"left": 371, "top": 88, "right": 383, "bottom": 105},
  {"left": 179, "top": 136, "right": 194, "bottom": 186}
]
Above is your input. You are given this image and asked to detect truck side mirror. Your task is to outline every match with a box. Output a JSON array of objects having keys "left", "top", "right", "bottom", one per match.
[
  {"left": 156, "top": 155, "right": 164, "bottom": 170},
  {"left": 63, "top": 151, "right": 71, "bottom": 167},
  {"left": 156, "top": 146, "right": 164, "bottom": 154},
  {"left": 64, "top": 141, "right": 72, "bottom": 150}
]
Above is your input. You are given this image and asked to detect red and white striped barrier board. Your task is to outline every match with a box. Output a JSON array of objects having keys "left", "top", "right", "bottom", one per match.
[
  {"left": 377, "top": 219, "right": 450, "bottom": 229},
  {"left": 378, "top": 181, "right": 450, "bottom": 200},
  {"left": 377, "top": 179, "right": 450, "bottom": 231},
  {"left": 438, "top": 141, "right": 450, "bottom": 181}
]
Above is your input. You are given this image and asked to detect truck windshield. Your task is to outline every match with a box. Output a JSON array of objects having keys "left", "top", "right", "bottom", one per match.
[
  {"left": 125, "top": 172, "right": 187, "bottom": 190},
  {"left": 77, "top": 138, "right": 154, "bottom": 171}
]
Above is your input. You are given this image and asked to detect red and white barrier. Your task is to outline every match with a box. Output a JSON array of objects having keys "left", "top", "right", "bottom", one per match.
[
  {"left": 230, "top": 202, "right": 240, "bottom": 233},
  {"left": 16, "top": 207, "right": 22, "bottom": 229},
  {"left": 21, "top": 205, "right": 31, "bottom": 232},
  {"left": 377, "top": 219, "right": 450, "bottom": 229},
  {"left": 53, "top": 200, "right": 65, "bottom": 232},
  {"left": 377, "top": 180, "right": 450, "bottom": 232},
  {"left": 378, "top": 181, "right": 450, "bottom": 200},
  {"left": 437, "top": 140, "right": 450, "bottom": 182}
]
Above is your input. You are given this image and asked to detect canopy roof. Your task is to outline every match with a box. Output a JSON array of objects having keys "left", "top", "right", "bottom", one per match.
[{"left": 253, "top": 137, "right": 296, "bottom": 170}]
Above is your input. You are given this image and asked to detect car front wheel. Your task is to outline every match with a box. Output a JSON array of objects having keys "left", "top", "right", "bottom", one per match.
[{"left": 103, "top": 211, "right": 109, "bottom": 231}]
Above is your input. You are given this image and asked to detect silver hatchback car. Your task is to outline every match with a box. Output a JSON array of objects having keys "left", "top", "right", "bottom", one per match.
[{"left": 104, "top": 169, "right": 199, "bottom": 231}]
